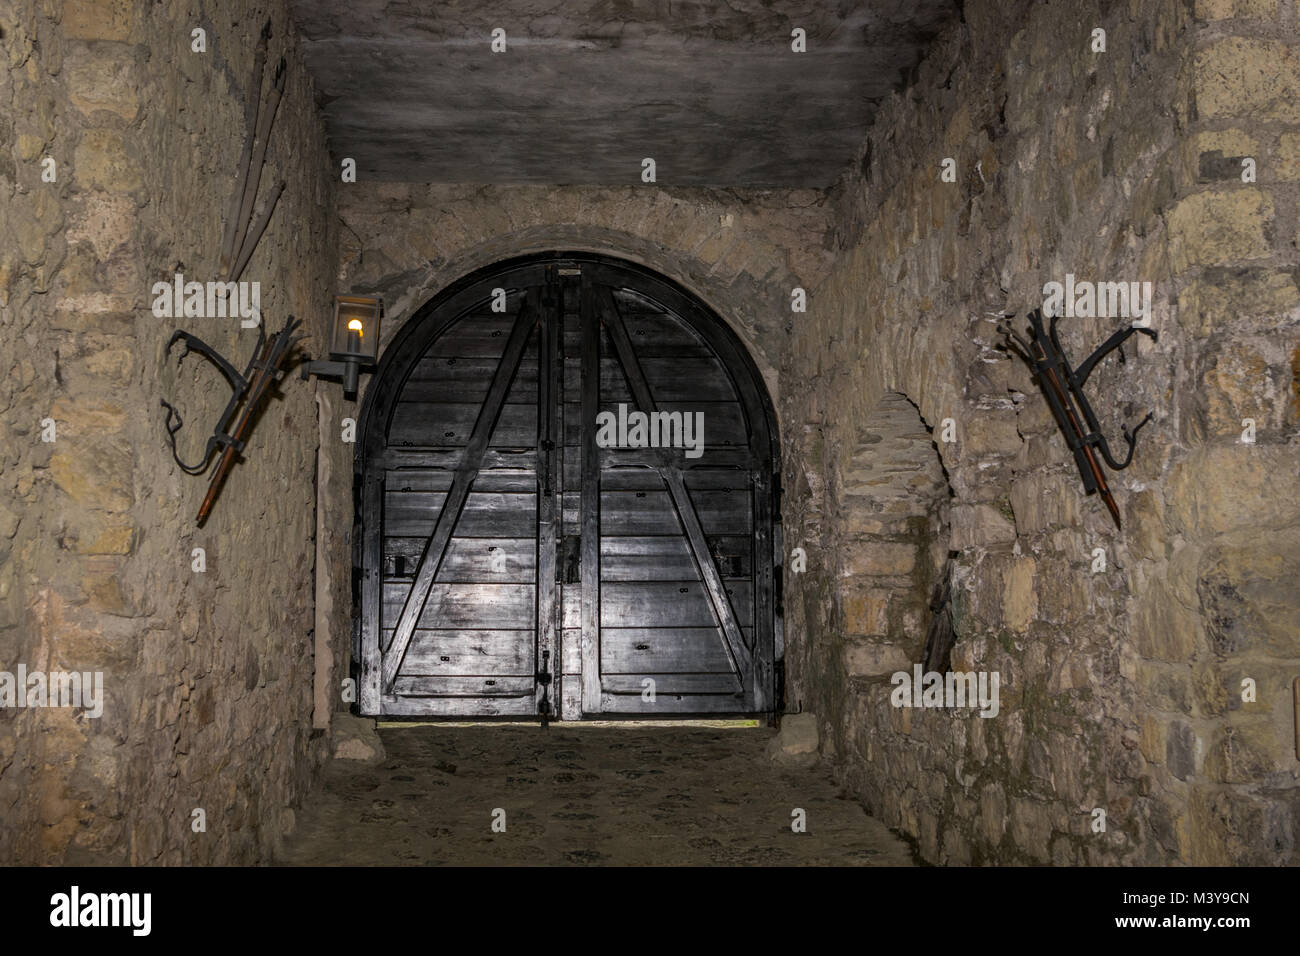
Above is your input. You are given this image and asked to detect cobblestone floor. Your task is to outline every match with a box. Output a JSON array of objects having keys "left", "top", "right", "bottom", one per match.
[{"left": 278, "top": 724, "right": 916, "bottom": 866}]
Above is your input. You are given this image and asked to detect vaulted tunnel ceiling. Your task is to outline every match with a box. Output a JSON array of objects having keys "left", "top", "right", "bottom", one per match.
[{"left": 290, "top": 0, "right": 959, "bottom": 187}]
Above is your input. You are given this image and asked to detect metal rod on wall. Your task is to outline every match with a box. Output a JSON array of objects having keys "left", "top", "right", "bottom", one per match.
[{"left": 1293, "top": 677, "right": 1300, "bottom": 761}]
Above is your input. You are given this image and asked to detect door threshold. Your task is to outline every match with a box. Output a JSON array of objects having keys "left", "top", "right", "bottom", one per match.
[{"left": 375, "top": 718, "right": 763, "bottom": 729}]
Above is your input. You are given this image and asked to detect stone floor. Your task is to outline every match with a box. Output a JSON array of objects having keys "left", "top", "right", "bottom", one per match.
[{"left": 278, "top": 724, "right": 916, "bottom": 866}]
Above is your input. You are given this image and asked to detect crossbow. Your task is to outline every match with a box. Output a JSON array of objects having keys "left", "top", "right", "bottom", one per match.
[
  {"left": 999, "top": 308, "right": 1157, "bottom": 529},
  {"left": 160, "top": 315, "right": 303, "bottom": 525}
]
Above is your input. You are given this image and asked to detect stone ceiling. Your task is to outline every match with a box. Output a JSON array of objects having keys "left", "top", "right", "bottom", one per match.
[{"left": 290, "top": 0, "right": 958, "bottom": 187}]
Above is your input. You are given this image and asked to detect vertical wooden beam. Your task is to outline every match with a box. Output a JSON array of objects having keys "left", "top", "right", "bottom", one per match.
[
  {"left": 381, "top": 294, "right": 538, "bottom": 692},
  {"left": 579, "top": 277, "right": 603, "bottom": 713},
  {"left": 359, "top": 470, "right": 383, "bottom": 714},
  {"left": 750, "top": 467, "right": 773, "bottom": 712},
  {"left": 535, "top": 272, "right": 560, "bottom": 716}
]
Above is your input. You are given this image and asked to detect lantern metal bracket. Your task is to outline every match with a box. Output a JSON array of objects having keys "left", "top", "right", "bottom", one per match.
[{"left": 300, "top": 355, "right": 364, "bottom": 395}]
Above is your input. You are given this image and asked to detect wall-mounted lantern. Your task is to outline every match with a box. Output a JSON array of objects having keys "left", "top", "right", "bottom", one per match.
[{"left": 301, "top": 294, "right": 382, "bottom": 395}]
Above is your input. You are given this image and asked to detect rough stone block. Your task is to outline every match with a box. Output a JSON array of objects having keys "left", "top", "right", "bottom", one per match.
[
  {"left": 1139, "top": 715, "right": 1166, "bottom": 764},
  {"left": 842, "top": 542, "right": 916, "bottom": 577},
  {"left": 1194, "top": 337, "right": 1294, "bottom": 439},
  {"left": 1169, "top": 445, "right": 1300, "bottom": 534},
  {"left": 978, "top": 782, "right": 1006, "bottom": 849},
  {"left": 1009, "top": 472, "right": 1079, "bottom": 535},
  {"left": 49, "top": 441, "right": 133, "bottom": 511},
  {"left": 1166, "top": 190, "right": 1272, "bottom": 272},
  {"left": 50, "top": 397, "right": 128, "bottom": 435},
  {"left": 1176, "top": 267, "right": 1299, "bottom": 334},
  {"left": 1203, "top": 721, "right": 1287, "bottom": 782},
  {"left": 61, "top": 0, "right": 135, "bottom": 41},
  {"left": 841, "top": 586, "right": 891, "bottom": 636},
  {"left": 66, "top": 50, "right": 139, "bottom": 120},
  {"left": 842, "top": 639, "right": 911, "bottom": 677},
  {"left": 331, "top": 714, "right": 385, "bottom": 763},
  {"left": 1133, "top": 577, "right": 1199, "bottom": 662},
  {"left": 74, "top": 129, "right": 141, "bottom": 193},
  {"left": 1010, "top": 799, "right": 1053, "bottom": 859},
  {"left": 1166, "top": 720, "right": 1198, "bottom": 780},
  {"left": 767, "top": 712, "right": 819, "bottom": 768},
  {"left": 1195, "top": 38, "right": 1300, "bottom": 123},
  {"left": 1001, "top": 557, "right": 1037, "bottom": 632},
  {"left": 67, "top": 195, "right": 136, "bottom": 259},
  {"left": 950, "top": 502, "right": 1017, "bottom": 549},
  {"left": 1187, "top": 789, "right": 1294, "bottom": 865},
  {"left": 1278, "top": 133, "right": 1300, "bottom": 181},
  {"left": 1197, "top": 539, "right": 1300, "bottom": 658},
  {"left": 1194, "top": 0, "right": 1280, "bottom": 18},
  {"left": 960, "top": 414, "right": 1023, "bottom": 456}
]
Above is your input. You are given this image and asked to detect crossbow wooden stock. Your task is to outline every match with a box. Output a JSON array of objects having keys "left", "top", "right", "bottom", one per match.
[
  {"left": 1000, "top": 308, "right": 1157, "bottom": 529},
  {"left": 160, "top": 315, "right": 303, "bottom": 525}
]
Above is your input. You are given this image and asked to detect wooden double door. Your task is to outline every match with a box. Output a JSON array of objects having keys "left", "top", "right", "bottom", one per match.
[{"left": 355, "top": 255, "right": 780, "bottom": 719}]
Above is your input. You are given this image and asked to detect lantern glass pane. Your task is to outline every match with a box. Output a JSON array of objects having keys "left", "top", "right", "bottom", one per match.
[{"left": 331, "top": 296, "right": 382, "bottom": 361}]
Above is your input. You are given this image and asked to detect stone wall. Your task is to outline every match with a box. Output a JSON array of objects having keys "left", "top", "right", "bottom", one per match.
[
  {"left": 783, "top": 0, "right": 1300, "bottom": 864},
  {"left": 3, "top": 0, "right": 1294, "bottom": 868},
  {"left": 0, "top": 0, "right": 340, "bottom": 863}
]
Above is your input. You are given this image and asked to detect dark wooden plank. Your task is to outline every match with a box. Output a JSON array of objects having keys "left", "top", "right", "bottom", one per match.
[
  {"left": 382, "top": 296, "right": 539, "bottom": 692},
  {"left": 598, "top": 581, "right": 754, "bottom": 629},
  {"left": 379, "top": 694, "right": 536, "bottom": 716},
  {"left": 422, "top": 314, "right": 531, "bottom": 357},
  {"left": 598, "top": 489, "right": 752, "bottom": 536},
  {"left": 563, "top": 356, "right": 736, "bottom": 402},
  {"left": 398, "top": 629, "right": 536, "bottom": 675},
  {"left": 599, "top": 535, "right": 752, "bottom": 581},
  {"left": 561, "top": 401, "right": 749, "bottom": 448},
  {"left": 561, "top": 491, "right": 580, "bottom": 536},
  {"left": 383, "top": 582, "right": 537, "bottom": 630},
  {"left": 382, "top": 491, "right": 537, "bottom": 538},
  {"left": 596, "top": 692, "right": 750, "bottom": 713},
  {"left": 390, "top": 675, "right": 536, "bottom": 697},
  {"left": 376, "top": 449, "right": 537, "bottom": 470},
  {"left": 389, "top": 401, "right": 538, "bottom": 447},
  {"left": 601, "top": 674, "right": 742, "bottom": 694},
  {"left": 595, "top": 467, "right": 751, "bottom": 492},
  {"left": 606, "top": 299, "right": 705, "bottom": 353},
  {"left": 599, "top": 626, "right": 749, "bottom": 674},
  {"left": 384, "top": 470, "right": 534, "bottom": 493},
  {"left": 384, "top": 536, "right": 537, "bottom": 583},
  {"left": 383, "top": 469, "right": 453, "bottom": 493},
  {"left": 560, "top": 448, "right": 758, "bottom": 483},
  {"left": 402, "top": 357, "right": 540, "bottom": 404}
]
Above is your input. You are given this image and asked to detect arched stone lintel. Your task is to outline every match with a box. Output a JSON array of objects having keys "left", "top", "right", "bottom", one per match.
[{"left": 345, "top": 223, "right": 800, "bottom": 425}]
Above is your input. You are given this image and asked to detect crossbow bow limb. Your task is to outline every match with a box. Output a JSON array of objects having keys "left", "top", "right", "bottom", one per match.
[
  {"left": 999, "top": 308, "right": 1157, "bottom": 529},
  {"left": 160, "top": 315, "right": 304, "bottom": 525}
]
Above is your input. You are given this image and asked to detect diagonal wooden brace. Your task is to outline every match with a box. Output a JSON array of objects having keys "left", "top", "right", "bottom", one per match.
[
  {"left": 381, "top": 294, "right": 538, "bottom": 692},
  {"left": 596, "top": 285, "right": 754, "bottom": 691}
]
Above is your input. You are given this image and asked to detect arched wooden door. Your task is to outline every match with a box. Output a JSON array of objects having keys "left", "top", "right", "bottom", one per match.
[{"left": 355, "top": 254, "right": 781, "bottom": 719}]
